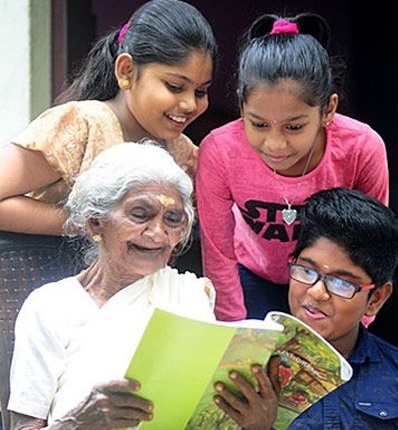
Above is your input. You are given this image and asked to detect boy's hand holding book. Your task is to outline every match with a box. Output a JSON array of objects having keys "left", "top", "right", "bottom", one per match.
[{"left": 214, "top": 364, "right": 278, "bottom": 430}]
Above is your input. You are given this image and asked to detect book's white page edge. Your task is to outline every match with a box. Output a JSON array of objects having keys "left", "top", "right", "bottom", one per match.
[{"left": 218, "top": 317, "right": 284, "bottom": 331}]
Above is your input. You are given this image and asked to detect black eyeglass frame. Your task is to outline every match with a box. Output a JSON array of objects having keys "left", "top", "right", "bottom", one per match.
[{"left": 287, "top": 258, "right": 376, "bottom": 299}]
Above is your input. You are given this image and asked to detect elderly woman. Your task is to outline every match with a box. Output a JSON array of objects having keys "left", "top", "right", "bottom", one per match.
[{"left": 8, "top": 141, "right": 277, "bottom": 430}]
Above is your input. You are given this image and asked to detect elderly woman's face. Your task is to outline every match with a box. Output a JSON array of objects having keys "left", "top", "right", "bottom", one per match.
[{"left": 99, "top": 183, "right": 187, "bottom": 277}]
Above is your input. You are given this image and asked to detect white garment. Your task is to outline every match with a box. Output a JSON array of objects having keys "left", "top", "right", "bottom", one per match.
[{"left": 8, "top": 266, "right": 215, "bottom": 422}]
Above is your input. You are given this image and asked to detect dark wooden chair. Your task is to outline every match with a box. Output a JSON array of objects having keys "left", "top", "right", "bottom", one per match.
[{"left": 0, "top": 234, "right": 86, "bottom": 430}]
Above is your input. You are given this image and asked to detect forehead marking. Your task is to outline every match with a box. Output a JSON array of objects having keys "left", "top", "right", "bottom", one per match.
[{"left": 156, "top": 194, "right": 176, "bottom": 208}]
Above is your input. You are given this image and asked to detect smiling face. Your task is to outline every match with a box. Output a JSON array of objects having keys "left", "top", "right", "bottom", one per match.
[
  {"left": 241, "top": 80, "right": 335, "bottom": 177},
  {"left": 288, "top": 237, "right": 390, "bottom": 357},
  {"left": 97, "top": 183, "right": 187, "bottom": 281},
  {"left": 122, "top": 50, "right": 213, "bottom": 142}
]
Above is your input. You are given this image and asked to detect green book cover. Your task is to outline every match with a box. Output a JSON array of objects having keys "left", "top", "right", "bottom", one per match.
[{"left": 124, "top": 308, "right": 352, "bottom": 430}]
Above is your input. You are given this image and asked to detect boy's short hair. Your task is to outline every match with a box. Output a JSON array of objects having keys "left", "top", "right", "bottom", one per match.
[{"left": 291, "top": 187, "right": 398, "bottom": 286}]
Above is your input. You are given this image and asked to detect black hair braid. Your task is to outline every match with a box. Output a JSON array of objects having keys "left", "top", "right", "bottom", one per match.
[
  {"left": 54, "top": 31, "right": 120, "bottom": 105},
  {"left": 54, "top": 0, "right": 218, "bottom": 105},
  {"left": 247, "top": 14, "right": 279, "bottom": 40},
  {"left": 294, "top": 13, "right": 331, "bottom": 49},
  {"left": 246, "top": 12, "right": 331, "bottom": 50}
]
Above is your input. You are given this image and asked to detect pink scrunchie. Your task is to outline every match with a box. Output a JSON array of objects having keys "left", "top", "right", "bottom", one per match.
[
  {"left": 270, "top": 19, "right": 299, "bottom": 35},
  {"left": 118, "top": 23, "right": 129, "bottom": 43}
]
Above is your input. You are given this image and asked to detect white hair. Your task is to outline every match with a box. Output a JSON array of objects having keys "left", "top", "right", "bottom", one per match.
[{"left": 64, "top": 140, "right": 195, "bottom": 262}]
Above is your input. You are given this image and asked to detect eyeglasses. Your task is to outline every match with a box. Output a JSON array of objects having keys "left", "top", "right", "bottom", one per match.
[{"left": 288, "top": 260, "right": 376, "bottom": 299}]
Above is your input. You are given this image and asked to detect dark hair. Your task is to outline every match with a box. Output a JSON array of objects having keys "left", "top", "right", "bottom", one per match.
[
  {"left": 237, "top": 13, "right": 342, "bottom": 111},
  {"left": 55, "top": 0, "right": 218, "bottom": 104},
  {"left": 292, "top": 187, "right": 398, "bottom": 287}
]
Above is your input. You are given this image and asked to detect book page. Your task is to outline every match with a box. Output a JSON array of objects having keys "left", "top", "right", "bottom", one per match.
[
  {"left": 266, "top": 312, "right": 352, "bottom": 429},
  {"left": 186, "top": 324, "right": 281, "bottom": 429},
  {"left": 124, "top": 308, "right": 281, "bottom": 429},
  {"left": 124, "top": 309, "right": 352, "bottom": 429}
]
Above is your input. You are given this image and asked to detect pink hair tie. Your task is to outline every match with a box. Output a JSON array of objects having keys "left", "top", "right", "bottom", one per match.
[
  {"left": 270, "top": 19, "right": 299, "bottom": 35},
  {"left": 118, "top": 22, "right": 129, "bottom": 43}
]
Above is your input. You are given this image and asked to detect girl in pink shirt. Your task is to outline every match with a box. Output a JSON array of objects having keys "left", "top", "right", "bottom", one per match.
[{"left": 196, "top": 13, "right": 389, "bottom": 322}]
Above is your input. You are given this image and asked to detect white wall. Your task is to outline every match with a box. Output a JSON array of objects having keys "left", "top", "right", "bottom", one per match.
[{"left": 0, "top": 0, "right": 51, "bottom": 146}]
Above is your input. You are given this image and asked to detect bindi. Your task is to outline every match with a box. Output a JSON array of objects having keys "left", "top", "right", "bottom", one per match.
[{"left": 156, "top": 194, "right": 176, "bottom": 208}]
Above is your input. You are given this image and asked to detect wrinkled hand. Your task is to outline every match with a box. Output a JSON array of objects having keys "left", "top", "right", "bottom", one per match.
[
  {"left": 63, "top": 378, "right": 153, "bottom": 429},
  {"left": 213, "top": 365, "right": 278, "bottom": 430}
]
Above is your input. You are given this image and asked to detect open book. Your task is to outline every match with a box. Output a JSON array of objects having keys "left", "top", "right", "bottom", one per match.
[{"left": 124, "top": 308, "right": 352, "bottom": 429}]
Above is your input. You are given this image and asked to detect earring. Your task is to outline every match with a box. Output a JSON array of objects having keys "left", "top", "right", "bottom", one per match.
[
  {"left": 119, "top": 78, "right": 131, "bottom": 90},
  {"left": 92, "top": 234, "right": 102, "bottom": 243}
]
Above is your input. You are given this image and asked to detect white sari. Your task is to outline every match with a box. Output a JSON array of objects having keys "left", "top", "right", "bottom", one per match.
[{"left": 10, "top": 266, "right": 215, "bottom": 423}]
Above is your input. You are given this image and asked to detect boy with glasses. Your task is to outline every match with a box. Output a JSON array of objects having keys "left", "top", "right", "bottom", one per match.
[
  {"left": 285, "top": 187, "right": 398, "bottom": 428},
  {"left": 215, "top": 187, "right": 398, "bottom": 429}
]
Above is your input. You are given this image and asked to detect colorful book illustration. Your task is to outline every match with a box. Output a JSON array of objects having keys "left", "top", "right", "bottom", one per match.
[{"left": 124, "top": 308, "right": 352, "bottom": 429}]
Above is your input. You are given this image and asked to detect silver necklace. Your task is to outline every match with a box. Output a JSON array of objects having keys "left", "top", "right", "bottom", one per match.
[{"left": 273, "top": 144, "right": 315, "bottom": 225}]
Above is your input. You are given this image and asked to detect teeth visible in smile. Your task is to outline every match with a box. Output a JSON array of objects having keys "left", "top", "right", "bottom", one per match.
[{"left": 168, "top": 114, "right": 187, "bottom": 123}]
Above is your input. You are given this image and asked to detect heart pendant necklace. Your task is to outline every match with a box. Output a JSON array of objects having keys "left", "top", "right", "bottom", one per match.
[
  {"left": 282, "top": 204, "right": 297, "bottom": 225},
  {"left": 273, "top": 144, "right": 315, "bottom": 225}
]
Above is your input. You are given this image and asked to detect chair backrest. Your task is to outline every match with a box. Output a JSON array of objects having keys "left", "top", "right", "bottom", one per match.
[
  {"left": 0, "top": 266, "right": 31, "bottom": 430},
  {"left": 0, "top": 235, "right": 86, "bottom": 430},
  {"left": 0, "top": 330, "right": 10, "bottom": 430}
]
